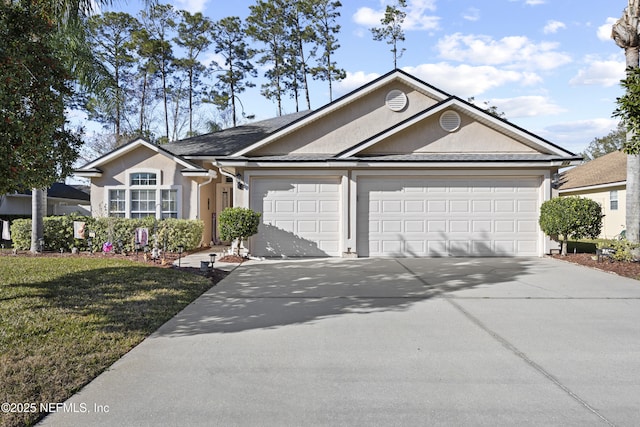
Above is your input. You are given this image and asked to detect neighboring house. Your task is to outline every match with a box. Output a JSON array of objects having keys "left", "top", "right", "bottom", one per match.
[
  {"left": 558, "top": 150, "right": 627, "bottom": 239},
  {"left": 75, "top": 69, "right": 581, "bottom": 257},
  {"left": 0, "top": 183, "right": 91, "bottom": 217}
]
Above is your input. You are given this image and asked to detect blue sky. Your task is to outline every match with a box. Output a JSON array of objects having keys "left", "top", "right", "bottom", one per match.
[{"left": 98, "top": 0, "right": 629, "bottom": 155}]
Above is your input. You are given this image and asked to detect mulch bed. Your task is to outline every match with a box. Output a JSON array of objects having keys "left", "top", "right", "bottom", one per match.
[{"left": 550, "top": 253, "right": 640, "bottom": 280}]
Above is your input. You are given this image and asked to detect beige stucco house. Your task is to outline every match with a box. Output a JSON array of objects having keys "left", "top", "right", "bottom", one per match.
[
  {"left": 558, "top": 150, "right": 627, "bottom": 239},
  {"left": 75, "top": 70, "right": 581, "bottom": 257}
]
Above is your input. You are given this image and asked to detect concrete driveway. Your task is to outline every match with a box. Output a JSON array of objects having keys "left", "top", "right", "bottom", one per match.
[{"left": 41, "top": 257, "right": 640, "bottom": 426}]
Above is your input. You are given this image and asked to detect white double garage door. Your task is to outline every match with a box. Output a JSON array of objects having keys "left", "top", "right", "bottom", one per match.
[{"left": 250, "top": 175, "right": 541, "bottom": 257}]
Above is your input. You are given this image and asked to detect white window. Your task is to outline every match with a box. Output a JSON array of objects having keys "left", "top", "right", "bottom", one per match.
[
  {"left": 131, "top": 172, "right": 157, "bottom": 186},
  {"left": 610, "top": 190, "right": 619, "bottom": 211},
  {"left": 109, "top": 189, "right": 126, "bottom": 217},
  {"left": 131, "top": 189, "right": 157, "bottom": 218},
  {"left": 161, "top": 189, "right": 178, "bottom": 218},
  {"left": 105, "top": 169, "right": 181, "bottom": 219}
]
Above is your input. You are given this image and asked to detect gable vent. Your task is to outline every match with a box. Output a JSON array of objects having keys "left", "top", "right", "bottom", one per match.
[
  {"left": 439, "top": 110, "right": 461, "bottom": 132},
  {"left": 385, "top": 90, "right": 408, "bottom": 112}
]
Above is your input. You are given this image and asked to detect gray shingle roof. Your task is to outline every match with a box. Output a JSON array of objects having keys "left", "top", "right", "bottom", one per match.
[
  {"left": 559, "top": 150, "right": 626, "bottom": 190},
  {"left": 19, "top": 183, "right": 90, "bottom": 201},
  {"left": 162, "top": 111, "right": 313, "bottom": 157}
]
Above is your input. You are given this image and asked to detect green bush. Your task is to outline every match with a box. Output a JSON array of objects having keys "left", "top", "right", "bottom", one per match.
[
  {"left": 9, "top": 216, "right": 204, "bottom": 252},
  {"left": 539, "top": 196, "right": 603, "bottom": 256},
  {"left": 597, "top": 239, "right": 640, "bottom": 262},
  {"left": 218, "top": 207, "right": 261, "bottom": 255},
  {"left": 9, "top": 219, "right": 31, "bottom": 250},
  {"left": 156, "top": 218, "right": 204, "bottom": 252}
]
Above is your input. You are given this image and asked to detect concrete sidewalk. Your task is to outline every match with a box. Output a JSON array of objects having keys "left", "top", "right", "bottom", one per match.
[{"left": 40, "top": 257, "right": 640, "bottom": 426}]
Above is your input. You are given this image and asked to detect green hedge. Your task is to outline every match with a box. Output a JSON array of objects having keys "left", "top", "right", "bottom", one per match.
[{"left": 10, "top": 216, "right": 204, "bottom": 252}]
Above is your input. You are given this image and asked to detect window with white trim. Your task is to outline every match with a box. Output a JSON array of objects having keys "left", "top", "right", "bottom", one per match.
[
  {"left": 108, "top": 189, "right": 126, "bottom": 217},
  {"left": 131, "top": 189, "right": 156, "bottom": 218},
  {"left": 610, "top": 190, "right": 619, "bottom": 211},
  {"left": 161, "top": 189, "right": 178, "bottom": 218},
  {"left": 131, "top": 172, "right": 157, "bottom": 186},
  {"left": 105, "top": 169, "right": 181, "bottom": 219}
]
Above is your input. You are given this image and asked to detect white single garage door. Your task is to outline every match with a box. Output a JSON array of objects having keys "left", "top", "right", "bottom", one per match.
[
  {"left": 250, "top": 177, "right": 341, "bottom": 257},
  {"left": 357, "top": 176, "right": 540, "bottom": 257}
]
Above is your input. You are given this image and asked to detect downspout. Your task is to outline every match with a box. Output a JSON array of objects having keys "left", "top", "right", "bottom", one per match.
[
  {"left": 197, "top": 170, "right": 218, "bottom": 220},
  {"left": 213, "top": 163, "right": 248, "bottom": 206}
]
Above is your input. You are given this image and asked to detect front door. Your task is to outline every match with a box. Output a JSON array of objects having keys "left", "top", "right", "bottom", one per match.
[{"left": 214, "top": 183, "right": 233, "bottom": 243}]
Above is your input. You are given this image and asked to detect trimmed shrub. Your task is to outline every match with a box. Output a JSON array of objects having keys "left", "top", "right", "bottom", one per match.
[
  {"left": 539, "top": 196, "right": 603, "bottom": 256},
  {"left": 8, "top": 216, "right": 204, "bottom": 252},
  {"left": 218, "top": 207, "right": 261, "bottom": 255},
  {"left": 156, "top": 218, "right": 204, "bottom": 252},
  {"left": 9, "top": 219, "right": 31, "bottom": 250}
]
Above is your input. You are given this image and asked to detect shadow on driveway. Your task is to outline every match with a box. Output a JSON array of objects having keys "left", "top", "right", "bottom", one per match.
[{"left": 157, "top": 257, "right": 538, "bottom": 336}]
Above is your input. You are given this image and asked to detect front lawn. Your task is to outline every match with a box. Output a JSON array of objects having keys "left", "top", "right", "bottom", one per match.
[{"left": 0, "top": 257, "right": 213, "bottom": 427}]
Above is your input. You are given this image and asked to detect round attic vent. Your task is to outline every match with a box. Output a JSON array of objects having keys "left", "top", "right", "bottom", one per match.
[
  {"left": 439, "top": 110, "right": 461, "bottom": 132},
  {"left": 385, "top": 90, "right": 408, "bottom": 112}
]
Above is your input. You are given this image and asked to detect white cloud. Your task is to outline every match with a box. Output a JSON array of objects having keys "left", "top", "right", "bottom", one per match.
[
  {"left": 436, "top": 33, "right": 572, "bottom": 71},
  {"left": 543, "top": 20, "right": 566, "bottom": 34},
  {"left": 463, "top": 8, "right": 480, "bottom": 22},
  {"left": 525, "top": 0, "right": 546, "bottom": 5},
  {"left": 403, "top": 63, "right": 541, "bottom": 97},
  {"left": 570, "top": 55, "right": 625, "bottom": 87},
  {"left": 489, "top": 96, "right": 566, "bottom": 119},
  {"left": 172, "top": 0, "right": 208, "bottom": 13},
  {"left": 334, "top": 71, "right": 382, "bottom": 96},
  {"left": 598, "top": 17, "right": 617, "bottom": 41},
  {"left": 352, "top": 0, "right": 440, "bottom": 31},
  {"left": 353, "top": 7, "right": 381, "bottom": 27},
  {"left": 539, "top": 118, "right": 619, "bottom": 153}
]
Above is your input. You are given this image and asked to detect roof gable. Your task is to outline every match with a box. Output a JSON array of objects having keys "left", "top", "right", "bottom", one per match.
[
  {"left": 232, "top": 70, "right": 450, "bottom": 157},
  {"left": 76, "top": 138, "right": 204, "bottom": 175},
  {"left": 339, "top": 97, "right": 576, "bottom": 158},
  {"left": 231, "top": 70, "right": 575, "bottom": 160}
]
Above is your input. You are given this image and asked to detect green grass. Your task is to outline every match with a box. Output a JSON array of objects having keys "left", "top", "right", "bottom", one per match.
[{"left": 0, "top": 257, "right": 213, "bottom": 427}]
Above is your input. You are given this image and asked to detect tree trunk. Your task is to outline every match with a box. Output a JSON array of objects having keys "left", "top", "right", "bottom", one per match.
[
  {"left": 30, "top": 188, "right": 46, "bottom": 253},
  {"left": 613, "top": 1, "right": 640, "bottom": 252}
]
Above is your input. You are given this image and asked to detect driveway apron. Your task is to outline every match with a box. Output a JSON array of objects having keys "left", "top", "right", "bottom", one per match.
[{"left": 40, "top": 257, "right": 640, "bottom": 426}]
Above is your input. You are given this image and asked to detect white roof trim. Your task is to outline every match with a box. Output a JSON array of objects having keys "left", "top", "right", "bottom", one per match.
[
  {"left": 74, "top": 171, "right": 103, "bottom": 178},
  {"left": 339, "top": 98, "right": 574, "bottom": 159},
  {"left": 559, "top": 181, "right": 626, "bottom": 193},
  {"left": 231, "top": 70, "right": 450, "bottom": 158},
  {"left": 78, "top": 138, "right": 200, "bottom": 171}
]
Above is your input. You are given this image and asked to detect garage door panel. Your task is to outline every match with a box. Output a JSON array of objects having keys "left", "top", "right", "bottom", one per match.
[
  {"left": 428, "top": 220, "right": 447, "bottom": 232},
  {"left": 251, "top": 177, "right": 341, "bottom": 257},
  {"left": 450, "top": 221, "right": 469, "bottom": 233},
  {"left": 473, "top": 200, "right": 492, "bottom": 212},
  {"left": 405, "top": 220, "right": 424, "bottom": 233},
  {"left": 357, "top": 177, "right": 540, "bottom": 257},
  {"left": 297, "top": 200, "right": 317, "bottom": 212},
  {"left": 382, "top": 220, "right": 402, "bottom": 232},
  {"left": 298, "top": 221, "right": 317, "bottom": 233},
  {"left": 406, "top": 240, "right": 425, "bottom": 253},
  {"left": 450, "top": 200, "right": 469, "bottom": 212},
  {"left": 428, "top": 200, "right": 447, "bottom": 212},
  {"left": 320, "top": 220, "right": 339, "bottom": 233},
  {"left": 382, "top": 240, "right": 402, "bottom": 253},
  {"left": 275, "top": 200, "right": 295, "bottom": 212},
  {"left": 473, "top": 220, "right": 492, "bottom": 233},
  {"left": 495, "top": 200, "right": 515, "bottom": 212},
  {"left": 320, "top": 200, "right": 339, "bottom": 213}
]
